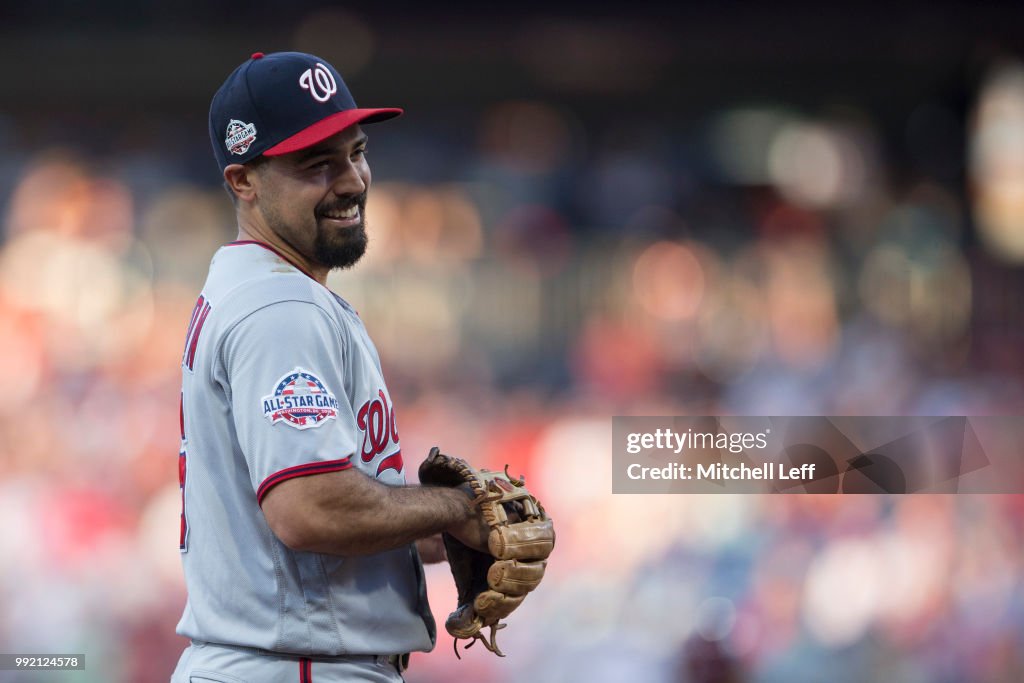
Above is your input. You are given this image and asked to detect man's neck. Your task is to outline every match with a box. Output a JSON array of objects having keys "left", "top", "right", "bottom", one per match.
[{"left": 235, "top": 221, "right": 328, "bottom": 286}]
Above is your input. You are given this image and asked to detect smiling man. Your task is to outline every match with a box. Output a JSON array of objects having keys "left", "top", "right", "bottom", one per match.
[
  {"left": 230, "top": 124, "right": 372, "bottom": 278},
  {"left": 171, "top": 52, "right": 490, "bottom": 682}
]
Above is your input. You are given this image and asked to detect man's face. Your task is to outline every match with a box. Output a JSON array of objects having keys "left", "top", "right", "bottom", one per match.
[{"left": 254, "top": 124, "right": 372, "bottom": 270}]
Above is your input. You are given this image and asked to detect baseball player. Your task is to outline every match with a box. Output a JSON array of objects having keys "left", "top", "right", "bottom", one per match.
[{"left": 170, "top": 51, "right": 491, "bottom": 682}]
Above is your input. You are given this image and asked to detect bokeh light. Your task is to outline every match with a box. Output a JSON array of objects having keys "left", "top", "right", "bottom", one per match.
[
  {"left": 632, "top": 240, "right": 705, "bottom": 321},
  {"left": 970, "top": 59, "right": 1024, "bottom": 262},
  {"left": 768, "top": 121, "right": 872, "bottom": 209}
]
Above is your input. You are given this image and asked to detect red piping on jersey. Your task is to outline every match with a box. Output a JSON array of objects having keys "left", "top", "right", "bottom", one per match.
[
  {"left": 256, "top": 457, "right": 353, "bottom": 505},
  {"left": 299, "top": 657, "right": 312, "bottom": 682},
  {"left": 226, "top": 240, "right": 318, "bottom": 281}
]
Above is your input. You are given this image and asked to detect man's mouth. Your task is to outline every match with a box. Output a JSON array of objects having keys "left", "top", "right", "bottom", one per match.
[{"left": 321, "top": 205, "right": 360, "bottom": 220}]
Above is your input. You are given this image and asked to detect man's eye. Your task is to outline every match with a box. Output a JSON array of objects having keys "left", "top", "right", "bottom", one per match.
[{"left": 354, "top": 147, "right": 368, "bottom": 158}]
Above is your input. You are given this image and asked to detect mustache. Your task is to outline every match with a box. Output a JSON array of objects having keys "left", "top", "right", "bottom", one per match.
[{"left": 317, "top": 193, "right": 367, "bottom": 217}]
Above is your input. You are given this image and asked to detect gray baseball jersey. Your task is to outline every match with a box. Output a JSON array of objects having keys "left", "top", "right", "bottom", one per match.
[{"left": 175, "top": 240, "right": 436, "bottom": 657}]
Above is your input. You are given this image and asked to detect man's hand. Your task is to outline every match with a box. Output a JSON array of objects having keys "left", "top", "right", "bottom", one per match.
[{"left": 445, "top": 507, "right": 492, "bottom": 553}]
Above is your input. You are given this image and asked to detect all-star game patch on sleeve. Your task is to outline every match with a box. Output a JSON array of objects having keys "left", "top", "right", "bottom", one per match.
[
  {"left": 219, "top": 299, "right": 359, "bottom": 501},
  {"left": 261, "top": 367, "right": 340, "bottom": 431}
]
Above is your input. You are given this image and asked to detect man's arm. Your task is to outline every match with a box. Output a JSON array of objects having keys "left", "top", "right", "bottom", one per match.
[{"left": 261, "top": 467, "right": 489, "bottom": 556}]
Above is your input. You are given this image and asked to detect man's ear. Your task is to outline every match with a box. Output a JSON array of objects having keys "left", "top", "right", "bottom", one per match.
[{"left": 223, "top": 163, "right": 260, "bottom": 203}]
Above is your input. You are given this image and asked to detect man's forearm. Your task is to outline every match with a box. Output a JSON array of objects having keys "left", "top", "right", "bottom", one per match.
[
  {"left": 262, "top": 467, "right": 478, "bottom": 556},
  {"left": 307, "top": 482, "right": 471, "bottom": 555}
]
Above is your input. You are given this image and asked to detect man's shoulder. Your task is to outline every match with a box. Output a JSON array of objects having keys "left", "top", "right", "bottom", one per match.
[{"left": 185, "top": 247, "right": 347, "bottom": 357}]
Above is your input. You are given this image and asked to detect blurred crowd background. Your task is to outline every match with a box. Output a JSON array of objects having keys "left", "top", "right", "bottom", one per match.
[{"left": 1, "top": 3, "right": 1022, "bottom": 682}]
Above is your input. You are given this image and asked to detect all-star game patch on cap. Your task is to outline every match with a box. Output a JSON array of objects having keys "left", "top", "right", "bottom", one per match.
[{"left": 208, "top": 51, "right": 403, "bottom": 171}]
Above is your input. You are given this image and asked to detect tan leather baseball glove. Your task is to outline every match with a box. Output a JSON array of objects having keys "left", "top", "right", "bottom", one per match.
[{"left": 419, "top": 447, "right": 555, "bottom": 657}]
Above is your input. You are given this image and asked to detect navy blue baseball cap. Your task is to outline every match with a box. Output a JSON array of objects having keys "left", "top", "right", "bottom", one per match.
[{"left": 209, "top": 51, "right": 402, "bottom": 171}]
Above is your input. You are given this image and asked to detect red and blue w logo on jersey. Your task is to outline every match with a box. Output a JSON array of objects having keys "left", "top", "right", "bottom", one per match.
[{"left": 262, "top": 367, "right": 339, "bottom": 430}]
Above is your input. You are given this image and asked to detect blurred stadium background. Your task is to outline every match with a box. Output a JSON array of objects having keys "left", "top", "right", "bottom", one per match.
[{"left": 1, "top": 2, "right": 1022, "bottom": 681}]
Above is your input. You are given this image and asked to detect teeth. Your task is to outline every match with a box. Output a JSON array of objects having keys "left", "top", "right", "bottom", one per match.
[{"left": 325, "top": 205, "right": 358, "bottom": 220}]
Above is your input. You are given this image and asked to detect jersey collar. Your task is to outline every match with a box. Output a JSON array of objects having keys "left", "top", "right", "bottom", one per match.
[{"left": 225, "top": 240, "right": 318, "bottom": 282}]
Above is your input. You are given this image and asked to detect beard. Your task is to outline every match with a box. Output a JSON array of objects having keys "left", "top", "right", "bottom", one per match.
[{"left": 313, "top": 193, "right": 368, "bottom": 270}]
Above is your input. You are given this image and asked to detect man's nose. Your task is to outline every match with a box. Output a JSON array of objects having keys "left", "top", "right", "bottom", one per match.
[{"left": 331, "top": 161, "right": 367, "bottom": 196}]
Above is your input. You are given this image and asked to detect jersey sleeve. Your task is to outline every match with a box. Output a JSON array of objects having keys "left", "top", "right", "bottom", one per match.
[{"left": 219, "top": 299, "right": 357, "bottom": 504}]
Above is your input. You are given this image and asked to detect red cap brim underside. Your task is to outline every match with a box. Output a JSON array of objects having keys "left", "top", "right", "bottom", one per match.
[{"left": 263, "top": 108, "right": 403, "bottom": 156}]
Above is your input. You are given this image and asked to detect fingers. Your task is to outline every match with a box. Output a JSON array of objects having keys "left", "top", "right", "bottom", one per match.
[{"left": 447, "top": 512, "right": 491, "bottom": 553}]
